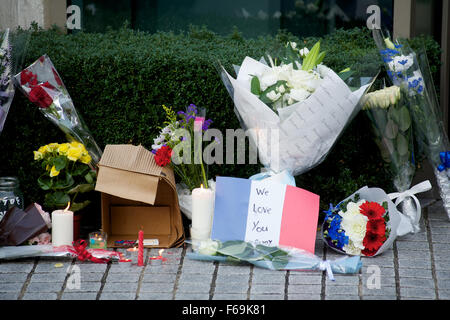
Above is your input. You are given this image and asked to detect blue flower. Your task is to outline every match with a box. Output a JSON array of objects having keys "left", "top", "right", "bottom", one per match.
[
  {"left": 398, "top": 59, "right": 408, "bottom": 65},
  {"left": 417, "top": 85, "right": 424, "bottom": 94}
]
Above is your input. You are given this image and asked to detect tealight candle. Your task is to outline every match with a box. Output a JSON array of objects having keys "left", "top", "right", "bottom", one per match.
[
  {"left": 149, "top": 249, "right": 165, "bottom": 265},
  {"left": 51, "top": 203, "right": 73, "bottom": 246},
  {"left": 126, "top": 247, "right": 139, "bottom": 264},
  {"left": 191, "top": 185, "right": 215, "bottom": 241},
  {"left": 89, "top": 231, "right": 107, "bottom": 249}
]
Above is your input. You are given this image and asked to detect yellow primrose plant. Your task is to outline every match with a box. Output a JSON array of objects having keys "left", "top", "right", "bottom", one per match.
[{"left": 33, "top": 141, "right": 96, "bottom": 212}]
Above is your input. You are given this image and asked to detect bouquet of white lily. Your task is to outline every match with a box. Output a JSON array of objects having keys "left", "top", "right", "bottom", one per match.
[{"left": 219, "top": 40, "right": 376, "bottom": 180}]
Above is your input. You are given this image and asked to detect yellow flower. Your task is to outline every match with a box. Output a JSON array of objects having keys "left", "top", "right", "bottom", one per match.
[
  {"left": 67, "top": 146, "right": 83, "bottom": 161},
  {"left": 33, "top": 151, "right": 43, "bottom": 160},
  {"left": 49, "top": 166, "right": 60, "bottom": 177},
  {"left": 46, "top": 143, "right": 59, "bottom": 153},
  {"left": 38, "top": 145, "right": 47, "bottom": 154},
  {"left": 70, "top": 141, "right": 83, "bottom": 149},
  {"left": 57, "top": 143, "right": 70, "bottom": 155},
  {"left": 80, "top": 154, "right": 92, "bottom": 164}
]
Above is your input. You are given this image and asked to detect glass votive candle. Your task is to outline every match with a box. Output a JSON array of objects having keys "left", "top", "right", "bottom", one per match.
[
  {"left": 89, "top": 231, "right": 107, "bottom": 249},
  {"left": 126, "top": 247, "right": 139, "bottom": 264}
]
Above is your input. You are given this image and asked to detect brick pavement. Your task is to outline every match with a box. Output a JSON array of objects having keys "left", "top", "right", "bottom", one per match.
[{"left": 1, "top": 199, "right": 449, "bottom": 300}]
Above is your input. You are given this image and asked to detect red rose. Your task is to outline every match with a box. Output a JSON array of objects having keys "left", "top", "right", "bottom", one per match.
[
  {"left": 360, "top": 201, "right": 385, "bottom": 220},
  {"left": 20, "top": 69, "right": 37, "bottom": 86},
  {"left": 29, "top": 84, "right": 54, "bottom": 109},
  {"left": 363, "top": 231, "right": 386, "bottom": 252},
  {"left": 154, "top": 146, "right": 172, "bottom": 167},
  {"left": 366, "top": 218, "right": 386, "bottom": 236},
  {"left": 52, "top": 68, "right": 63, "bottom": 86}
]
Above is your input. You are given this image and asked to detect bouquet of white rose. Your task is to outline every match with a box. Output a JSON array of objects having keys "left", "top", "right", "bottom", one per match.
[{"left": 219, "top": 40, "right": 376, "bottom": 182}]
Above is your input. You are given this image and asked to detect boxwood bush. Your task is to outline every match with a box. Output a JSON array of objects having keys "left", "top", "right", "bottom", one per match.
[{"left": 0, "top": 25, "right": 441, "bottom": 229}]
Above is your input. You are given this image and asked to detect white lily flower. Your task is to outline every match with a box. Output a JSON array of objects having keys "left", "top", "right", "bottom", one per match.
[
  {"left": 299, "top": 47, "right": 310, "bottom": 58},
  {"left": 267, "top": 90, "right": 281, "bottom": 102}
]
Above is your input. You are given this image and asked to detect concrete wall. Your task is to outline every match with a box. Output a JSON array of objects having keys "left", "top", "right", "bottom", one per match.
[{"left": 0, "top": 0, "right": 66, "bottom": 31}]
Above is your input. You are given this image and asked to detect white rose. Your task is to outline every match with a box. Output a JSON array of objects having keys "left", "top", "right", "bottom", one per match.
[
  {"left": 340, "top": 211, "right": 368, "bottom": 247},
  {"left": 198, "top": 240, "right": 219, "bottom": 256},
  {"left": 343, "top": 241, "right": 362, "bottom": 256},
  {"left": 259, "top": 70, "right": 278, "bottom": 91},
  {"left": 277, "top": 85, "right": 286, "bottom": 93},
  {"left": 289, "top": 88, "right": 310, "bottom": 103}
]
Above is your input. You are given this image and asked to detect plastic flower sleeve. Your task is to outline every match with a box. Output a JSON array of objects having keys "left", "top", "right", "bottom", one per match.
[
  {"left": 0, "top": 29, "right": 30, "bottom": 134},
  {"left": 186, "top": 239, "right": 362, "bottom": 280},
  {"left": 373, "top": 29, "right": 450, "bottom": 220},
  {"left": 322, "top": 181, "right": 431, "bottom": 257},
  {"left": 14, "top": 55, "right": 102, "bottom": 165},
  {"left": 362, "top": 85, "right": 418, "bottom": 230}
]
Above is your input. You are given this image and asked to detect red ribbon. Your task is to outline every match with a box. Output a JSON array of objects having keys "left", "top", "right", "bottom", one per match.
[{"left": 71, "top": 239, "right": 110, "bottom": 264}]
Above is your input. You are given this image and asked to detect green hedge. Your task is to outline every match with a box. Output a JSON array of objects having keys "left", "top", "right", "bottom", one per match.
[{"left": 0, "top": 26, "right": 442, "bottom": 226}]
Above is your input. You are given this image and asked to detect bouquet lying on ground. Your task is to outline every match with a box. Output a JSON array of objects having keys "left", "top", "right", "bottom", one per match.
[
  {"left": 187, "top": 239, "right": 362, "bottom": 280},
  {"left": 14, "top": 55, "right": 102, "bottom": 165},
  {"left": 219, "top": 40, "right": 376, "bottom": 182},
  {"left": 323, "top": 181, "right": 431, "bottom": 257},
  {"left": 374, "top": 30, "right": 450, "bottom": 220},
  {"left": 0, "top": 29, "right": 29, "bottom": 134},
  {"left": 34, "top": 141, "right": 96, "bottom": 212},
  {"left": 362, "top": 85, "right": 419, "bottom": 231},
  {"left": 152, "top": 104, "right": 216, "bottom": 219}
]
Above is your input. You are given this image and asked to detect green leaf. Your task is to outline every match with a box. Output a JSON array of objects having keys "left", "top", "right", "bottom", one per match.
[
  {"left": 53, "top": 156, "right": 67, "bottom": 171},
  {"left": 84, "top": 171, "right": 95, "bottom": 184},
  {"left": 53, "top": 172, "right": 75, "bottom": 190},
  {"left": 397, "top": 106, "right": 411, "bottom": 132},
  {"left": 70, "top": 200, "right": 91, "bottom": 212},
  {"left": 302, "top": 41, "right": 320, "bottom": 71},
  {"left": 384, "top": 119, "right": 398, "bottom": 139},
  {"left": 38, "top": 174, "right": 53, "bottom": 191},
  {"left": 72, "top": 164, "right": 89, "bottom": 177},
  {"left": 396, "top": 133, "right": 409, "bottom": 157},
  {"left": 250, "top": 76, "right": 261, "bottom": 96},
  {"left": 44, "top": 191, "right": 70, "bottom": 209}
]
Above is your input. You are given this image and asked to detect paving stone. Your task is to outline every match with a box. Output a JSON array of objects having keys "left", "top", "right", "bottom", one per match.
[
  {"left": 217, "top": 265, "right": 251, "bottom": 275},
  {"left": 178, "top": 273, "right": 213, "bottom": 283},
  {"left": 0, "top": 273, "right": 28, "bottom": 282},
  {"left": 30, "top": 272, "right": 67, "bottom": 282},
  {"left": 174, "top": 293, "right": 209, "bottom": 300},
  {"left": 212, "top": 293, "right": 247, "bottom": 300},
  {"left": 252, "top": 273, "right": 285, "bottom": 284},
  {"left": 142, "top": 273, "right": 177, "bottom": 283},
  {"left": 77, "top": 272, "right": 104, "bottom": 282},
  {"left": 0, "top": 283, "right": 22, "bottom": 293},
  {"left": 398, "top": 268, "right": 433, "bottom": 279},
  {"left": 249, "top": 294, "right": 284, "bottom": 300},
  {"left": 431, "top": 233, "right": 450, "bottom": 243},
  {"left": 100, "top": 292, "right": 136, "bottom": 300},
  {"left": 64, "top": 281, "right": 102, "bottom": 292},
  {"left": 429, "top": 226, "right": 450, "bottom": 235},
  {"left": 75, "top": 263, "right": 108, "bottom": 273},
  {"left": 106, "top": 272, "right": 141, "bottom": 283},
  {"left": 138, "top": 292, "right": 173, "bottom": 300},
  {"left": 109, "top": 263, "right": 145, "bottom": 273},
  {"left": 34, "top": 261, "right": 72, "bottom": 273},
  {"left": 400, "top": 287, "right": 436, "bottom": 299},
  {"left": 22, "top": 292, "right": 57, "bottom": 300},
  {"left": 361, "top": 273, "right": 396, "bottom": 287},
  {"left": 399, "top": 277, "right": 435, "bottom": 288},
  {"left": 326, "top": 275, "right": 359, "bottom": 286},
  {"left": 214, "top": 281, "right": 249, "bottom": 294},
  {"left": 144, "top": 264, "right": 179, "bottom": 274},
  {"left": 288, "top": 293, "right": 321, "bottom": 300},
  {"left": 396, "top": 241, "right": 430, "bottom": 251},
  {"left": 325, "top": 285, "right": 358, "bottom": 296},
  {"left": 362, "top": 295, "right": 397, "bottom": 300},
  {"left": 250, "top": 284, "right": 284, "bottom": 295},
  {"left": 101, "top": 282, "right": 138, "bottom": 292},
  {"left": 215, "top": 274, "right": 249, "bottom": 284},
  {"left": 361, "top": 286, "right": 397, "bottom": 296},
  {"left": 397, "top": 250, "right": 431, "bottom": 260},
  {"left": 436, "top": 270, "right": 450, "bottom": 281},
  {"left": 176, "top": 281, "right": 211, "bottom": 293},
  {"left": 398, "top": 258, "right": 432, "bottom": 269},
  {"left": 26, "top": 282, "right": 63, "bottom": 293},
  {"left": 0, "top": 292, "right": 19, "bottom": 300},
  {"left": 396, "top": 232, "right": 428, "bottom": 242},
  {"left": 0, "top": 262, "right": 34, "bottom": 273},
  {"left": 288, "top": 274, "right": 322, "bottom": 285},
  {"left": 325, "top": 295, "right": 360, "bottom": 300},
  {"left": 288, "top": 284, "right": 322, "bottom": 294},
  {"left": 61, "top": 292, "right": 98, "bottom": 300},
  {"left": 139, "top": 282, "right": 174, "bottom": 293},
  {"left": 434, "top": 260, "right": 450, "bottom": 271},
  {"left": 438, "top": 289, "right": 450, "bottom": 299}
]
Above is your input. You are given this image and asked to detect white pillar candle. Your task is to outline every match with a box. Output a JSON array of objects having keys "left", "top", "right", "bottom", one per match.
[
  {"left": 51, "top": 206, "right": 73, "bottom": 246},
  {"left": 191, "top": 185, "right": 215, "bottom": 240}
]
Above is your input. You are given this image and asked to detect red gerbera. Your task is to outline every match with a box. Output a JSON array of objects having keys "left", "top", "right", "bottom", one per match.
[
  {"left": 28, "top": 83, "right": 54, "bottom": 109},
  {"left": 366, "top": 218, "right": 386, "bottom": 236},
  {"left": 360, "top": 201, "right": 385, "bottom": 220},
  {"left": 154, "top": 145, "right": 172, "bottom": 167},
  {"left": 361, "top": 248, "right": 377, "bottom": 257},
  {"left": 363, "top": 231, "right": 386, "bottom": 252}
]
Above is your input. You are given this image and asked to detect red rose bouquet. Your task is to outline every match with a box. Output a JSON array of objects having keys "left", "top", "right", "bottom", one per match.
[{"left": 14, "top": 55, "right": 102, "bottom": 166}]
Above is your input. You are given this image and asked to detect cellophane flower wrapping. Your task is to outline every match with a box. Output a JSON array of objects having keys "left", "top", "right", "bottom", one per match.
[
  {"left": 362, "top": 85, "right": 418, "bottom": 230},
  {"left": 0, "top": 29, "right": 29, "bottom": 135},
  {"left": 322, "top": 182, "right": 430, "bottom": 257},
  {"left": 0, "top": 244, "right": 122, "bottom": 262},
  {"left": 218, "top": 42, "right": 377, "bottom": 178},
  {"left": 14, "top": 54, "right": 102, "bottom": 165},
  {"left": 374, "top": 30, "right": 450, "bottom": 220},
  {"left": 186, "top": 239, "right": 362, "bottom": 277}
]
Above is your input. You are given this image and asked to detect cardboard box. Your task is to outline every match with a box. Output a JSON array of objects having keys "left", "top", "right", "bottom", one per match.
[{"left": 95, "top": 144, "right": 185, "bottom": 248}]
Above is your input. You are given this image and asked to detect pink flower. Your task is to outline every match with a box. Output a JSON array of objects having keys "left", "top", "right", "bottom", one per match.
[
  {"left": 35, "top": 203, "right": 52, "bottom": 228},
  {"left": 28, "top": 232, "right": 52, "bottom": 245}
]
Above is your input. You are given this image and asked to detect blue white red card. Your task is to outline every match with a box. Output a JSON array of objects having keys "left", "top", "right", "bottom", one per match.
[{"left": 211, "top": 176, "right": 320, "bottom": 253}]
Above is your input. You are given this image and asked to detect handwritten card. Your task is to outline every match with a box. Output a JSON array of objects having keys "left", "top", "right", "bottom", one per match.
[{"left": 211, "top": 176, "right": 320, "bottom": 253}]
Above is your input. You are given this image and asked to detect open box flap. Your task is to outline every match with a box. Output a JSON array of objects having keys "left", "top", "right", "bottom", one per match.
[{"left": 95, "top": 144, "right": 172, "bottom": 205}]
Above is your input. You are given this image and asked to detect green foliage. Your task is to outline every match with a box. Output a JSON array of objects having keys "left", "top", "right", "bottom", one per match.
[{"left": 0, "top": 26, "right": 442, "bottom": 217}]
